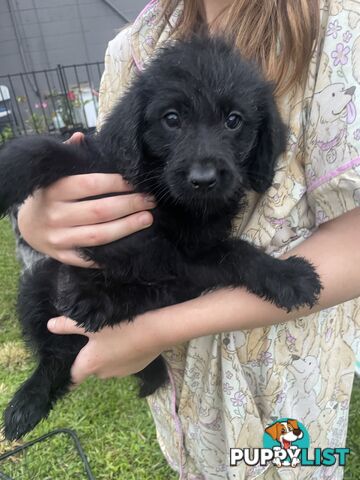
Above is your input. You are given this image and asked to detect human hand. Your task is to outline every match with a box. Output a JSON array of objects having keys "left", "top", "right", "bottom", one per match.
[
  {"left": 17, "top": 132, "right": 155, "bottom": 267},
  {"left": 47, "top": 315, "right": 164, "bottom": 384}
]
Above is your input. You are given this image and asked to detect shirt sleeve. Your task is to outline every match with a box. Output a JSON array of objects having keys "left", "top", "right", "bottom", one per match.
[
  {"left": 96, "top": 26, "right": 134, "bottom": 130},
  {"left": 305, "top": 1, "right": 360, "bottom": 226}
]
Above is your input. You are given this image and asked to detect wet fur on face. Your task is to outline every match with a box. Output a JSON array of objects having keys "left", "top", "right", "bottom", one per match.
[{"left": 0, "top": 36, "right": 322, "bottom": 441}]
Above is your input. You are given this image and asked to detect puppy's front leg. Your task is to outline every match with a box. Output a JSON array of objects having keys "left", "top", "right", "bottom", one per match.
[
  {"left": 0, "top": 136, "right": 109, "bottom": 216},
  {"left": 193, "top": 239, "right": 322, "bottom": 312}
]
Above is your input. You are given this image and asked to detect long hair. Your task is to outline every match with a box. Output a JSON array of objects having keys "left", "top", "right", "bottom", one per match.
[{"left": 160, "top": 0, "right": 320, "bottom": 97}]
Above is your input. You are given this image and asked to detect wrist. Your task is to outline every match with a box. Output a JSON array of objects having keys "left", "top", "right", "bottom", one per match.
[
  {"left": 136, "top": 291, "right": 238, "bottom": 350},
  {"left": 137, "top": 304, "right": 194, "bottom": 351},
  {"left": 135, "top": 287, "right": 296, "bottom": 350}
]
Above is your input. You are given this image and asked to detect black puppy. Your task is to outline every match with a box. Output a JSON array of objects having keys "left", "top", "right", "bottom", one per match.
[{"left": 0, "top": 36, "right": 321, "bottom": 440}]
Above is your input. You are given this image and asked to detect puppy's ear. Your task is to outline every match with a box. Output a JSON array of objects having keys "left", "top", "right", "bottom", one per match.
[
  {"left": 247, "top": 91, "right": 287, "bottom": 193},
  {"left": 99, "top": 85, "right": 145, "bottom": 182}
]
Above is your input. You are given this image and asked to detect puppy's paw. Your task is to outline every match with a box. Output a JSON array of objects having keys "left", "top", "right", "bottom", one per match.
[
  {"left": 135, "top": 356, "right": 169, "bottom": 398},
  {"left": 3, "top": 389, "right": 52, "bottom": 441},
  {"left": 262, "top": 256, "right": 322, "bottom": 311}
]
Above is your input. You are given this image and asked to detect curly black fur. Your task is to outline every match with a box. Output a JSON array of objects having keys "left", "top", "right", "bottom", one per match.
[{"left": 0, "top": 36, "right": 322, "bottom": 440}]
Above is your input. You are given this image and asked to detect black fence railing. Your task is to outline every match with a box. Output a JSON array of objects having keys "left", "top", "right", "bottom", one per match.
[{"left": 0, "top": 62, "right": 104, "bottom": 145}]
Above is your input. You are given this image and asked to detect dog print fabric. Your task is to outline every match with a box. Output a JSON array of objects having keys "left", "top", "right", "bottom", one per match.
[{"left": 12, "top": 0, "right": 360, "bottom": 479}]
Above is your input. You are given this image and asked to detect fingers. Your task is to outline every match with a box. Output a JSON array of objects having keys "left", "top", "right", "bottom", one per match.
[
  {"left": 47, "top": 193, "right": 156, "bottom": 227},
  {"left": 64, "top": 132, "right": 84, "bottom": 145},
  {"left": 46, "top": 174, "right": 134, "bottom": 202},
  {"left": 48, "top": 211, "right": 154, "bottom": 249},
  {"left": 47, "top": 316, "right": 87, "bottom": 335},
  {"left": 70, "top": 352, "right": 95, "bottom": 385},
  {"left": 47, "top": 315, "right": 91, "bottom": 385},
  {"left": 52, "top": 250, "right": 99, "bottom": 268}
]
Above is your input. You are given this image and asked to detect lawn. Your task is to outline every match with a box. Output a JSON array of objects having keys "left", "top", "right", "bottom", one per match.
[
  {"left": 0, "top": 219, "right": 177, "bottom": 479},
  {"left": 0, "top": 218, "right": 358, "bottom": 479}
]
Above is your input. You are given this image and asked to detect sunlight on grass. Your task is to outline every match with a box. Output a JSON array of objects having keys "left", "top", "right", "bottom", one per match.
[{"left": 0, "top": 342, "right": 30, "bottom": 371}]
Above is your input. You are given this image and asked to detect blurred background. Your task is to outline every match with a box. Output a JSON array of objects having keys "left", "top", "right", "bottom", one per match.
[{"left": 0, "top": 0, "right": 147, "bottom": 143}]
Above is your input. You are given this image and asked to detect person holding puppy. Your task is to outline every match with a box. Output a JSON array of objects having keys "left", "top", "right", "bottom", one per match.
[{"left": 12, "top": 0, "right": 360, "bottom": 478}]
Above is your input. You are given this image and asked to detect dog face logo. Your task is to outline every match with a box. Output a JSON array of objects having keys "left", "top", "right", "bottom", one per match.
[
  {"left": 265, "top": 419, "right": 303, "bottom": 450},
  {"left": 263, "top": 418, "right": 309, "bottom": 468}
]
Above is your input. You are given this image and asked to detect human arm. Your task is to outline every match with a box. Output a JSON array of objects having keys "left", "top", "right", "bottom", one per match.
[
  {"left": 47, "top": 206, "right": 360, "bottom": 383},
  {"left": 29, "top": 8, "right": 360, "bottom": 380},
  {"left": 17, "top": 151, "right": 155, "bottom": 267}
]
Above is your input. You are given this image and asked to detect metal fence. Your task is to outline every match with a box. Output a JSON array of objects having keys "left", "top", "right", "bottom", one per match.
[{"left": 0, "top": 62, "right": 104, "bottom": 145}]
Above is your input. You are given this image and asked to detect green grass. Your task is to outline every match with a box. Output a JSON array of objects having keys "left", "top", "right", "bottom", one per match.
[
  {"left": 0, "top": 218, "right": 359, "bottom": 478},
  {"left": 0, "top": 219, "right": 177, "bottom": 479}
]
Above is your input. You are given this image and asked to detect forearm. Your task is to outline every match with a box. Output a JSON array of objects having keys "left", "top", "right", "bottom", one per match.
[
  {"left": 142, "top": 208, "right": 360, "bottom": 349},
  {"left": 46, "top": 208, "right": 360, "bottom": 383}
]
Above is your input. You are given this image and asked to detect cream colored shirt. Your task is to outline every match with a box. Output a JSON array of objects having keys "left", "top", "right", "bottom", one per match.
[{"left": 97, "top": 1, "right": 360, "bottom": 478}]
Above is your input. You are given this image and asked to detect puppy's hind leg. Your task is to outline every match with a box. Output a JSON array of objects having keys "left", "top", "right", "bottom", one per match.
[
  {"left": 135, "top": 356, "right": 169, "bottom": 397},
  {"left": 3, "top": 354, "right": 77, "bottom": 441},
  {"left": 3, "top": 259, "right": 87, "bottom": 441}
]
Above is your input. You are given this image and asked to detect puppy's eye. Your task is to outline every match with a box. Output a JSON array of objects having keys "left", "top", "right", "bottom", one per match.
[
  {"left": 225, "top": 112, "right": 243, "bottom": 131},
  {"left": 162, "top": 111, "right": 181, "bottom": 130}
]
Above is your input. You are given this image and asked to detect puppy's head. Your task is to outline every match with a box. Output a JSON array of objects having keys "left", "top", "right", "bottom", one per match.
[{"left": 101, "top": 36, "right": 287, "bottom": 216}]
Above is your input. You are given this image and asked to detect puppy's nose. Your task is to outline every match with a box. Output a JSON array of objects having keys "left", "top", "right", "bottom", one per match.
[{"left": 189, "top": 164, "right": 217, "bottom": 190}]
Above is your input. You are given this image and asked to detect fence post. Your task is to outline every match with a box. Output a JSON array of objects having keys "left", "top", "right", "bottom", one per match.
[
  {"left": 56, "top": 64, "right": 75, "bottom": 126},
  {"left": 0, "top": 61, "right": 104, "bottom": 144}
]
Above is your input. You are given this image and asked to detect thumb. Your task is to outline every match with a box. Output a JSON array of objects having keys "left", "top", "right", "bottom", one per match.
[
  {"left": 64, "top": 132, "right": 84, "bottom": 145},
  {"left": 47, "top": 316, "right": 87, "bottom": 335}
]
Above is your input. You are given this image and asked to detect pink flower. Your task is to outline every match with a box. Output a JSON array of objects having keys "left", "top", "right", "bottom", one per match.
[
  {"left": 145, "top": 36, "right": 155, "bottom": 47},
  {"left": 286, "top": 331, "right": 296, "bottom": 345},
  {"left": 230, "top": 391, "right": 245, "bottom": 407},
  {"left": 258, "top": 351, "right": 273, "bottom": 366},
  {"left": 331, "top": 43, "right": 350, "bottom": 66},
  {"left": 326, "top": 20, "right": 342, "bottom": 39},
  {"left": 67, "top": 90, "right": 76, "bottom": 101},
  {"left": 145, "top": 12, "right": 157, "bottom": 26}
]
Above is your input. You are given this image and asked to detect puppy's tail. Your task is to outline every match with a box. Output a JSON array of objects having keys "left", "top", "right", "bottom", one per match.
[{"left": 0, "top": 135, "right": 107, "bottom": 216}]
